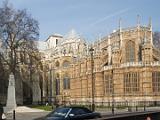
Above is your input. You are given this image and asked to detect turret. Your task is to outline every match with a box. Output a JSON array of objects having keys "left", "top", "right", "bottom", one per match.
[
  {"left": 142, "top": 30, "right": 153, "bottom": 64},
  {"left": 148, "top": 17, "right": 153, "bottom": 45},
  {"left": 137, "top": 15, "right": 140, "bottom": 28},
  {"left": 119, "top": 18, "right": 123, "bottom": 47},
  {"left": 108, "top": 35, "right": 112, "bottom": 65}
]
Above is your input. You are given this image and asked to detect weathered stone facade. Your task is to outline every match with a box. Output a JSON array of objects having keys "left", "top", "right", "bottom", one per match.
[{"left": 41, "top": 22, "right": 160, "bottom": 106}]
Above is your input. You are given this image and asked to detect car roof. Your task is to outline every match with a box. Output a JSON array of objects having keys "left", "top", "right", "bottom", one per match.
[{"left": 60, "top": 106, "right": 90, "bottom": 109}]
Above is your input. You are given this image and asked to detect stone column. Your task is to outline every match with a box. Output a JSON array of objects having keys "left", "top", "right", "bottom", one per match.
[{"left": 4, "top": 73, "right": 17, "bottom": 113}]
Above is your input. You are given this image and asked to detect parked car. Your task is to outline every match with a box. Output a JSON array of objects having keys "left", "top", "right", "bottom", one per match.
[{"left": 35, "top": 106, "right": 101, "bottom": 120}]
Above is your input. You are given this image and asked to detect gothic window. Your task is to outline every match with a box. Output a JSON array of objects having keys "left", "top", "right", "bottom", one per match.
[
  {"left": 63, "top": 77, "right": 70, "bottom": 89},
  {"left": 56, "top": 39, "right": 58, "bottom": 46},
  {"left": 104, "top": 74, "right": 113, "bottom": 95},
  {"left": 63, "top": 60, "right": 70, "bottom": 68},
  {"left": 56, "top": 79, "right": 60, "bottom": 95},
  {"left": 55, "top": 61, "right": 60, "bottom": 68},
  {"left": 126, "top": 41, "right": 135, "bottom": 62},
  {"left": 62, "top": 49, "right": 66, "bottom": 55},
  {"left": 152, "top": 72, "right": 160, "bottom": 93},
  {"left": 138, "top": 45, "right": 142, "bottom": 61},
  {"left": 124, "top": 72, "right": 139, "bottom": 94}
]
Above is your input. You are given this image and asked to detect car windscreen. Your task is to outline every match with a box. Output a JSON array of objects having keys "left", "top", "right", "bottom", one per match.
[{"left": 49, "top": 108, "right": 70, "bottom": 118}]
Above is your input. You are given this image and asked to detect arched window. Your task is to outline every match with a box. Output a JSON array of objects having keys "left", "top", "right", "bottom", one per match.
[
  {"left": 126, "top": 41, "right": 135, "bottom": 62},
  {"left": 63, "top": 77, "right": 70, "bottom": 89},
  {"left": 62, "top": 60, "right": 70, "bottom": 68},
  {"left": 56, "top": 73, "right": 60, "bottom": 95},
  {"left": 55, "top": 61, "right": 60, "bottom": 67}
]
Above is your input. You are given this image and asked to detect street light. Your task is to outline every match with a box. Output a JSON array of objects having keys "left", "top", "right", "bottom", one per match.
[
  {"left": 142, "top": 82, "right": 146, "bottom": 111},
  {"left": 29, "top": 59, "right": 33, "bottom": 104},
  {"left": 89, "top": 46, "right": 95, "bottom": 111},
  {"left": 111, "top": 69, "right": 115, "bottom": 115},
  {"left": 49, "top": 67, "right": 52, "bottom": 105},
  {"left": 49, "top": 64, "right": 54, "bottom": 106}
]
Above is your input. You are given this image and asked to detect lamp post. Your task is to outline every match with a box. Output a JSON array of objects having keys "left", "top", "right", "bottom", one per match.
[
  {"left": 111, "top": 69, "right": 115, "bottom": 115},
  {"left": 49, "top": 68, "right": 52, "bottom": 105},
  {"left": 89, "top": 46, "right": 95, "bottom": 111},
  {"left": 29, "top": 59, "right": 33, "bottom": 104},
  {"left": 40, "top": 71, "right": 44, "bottom": 105},
  {"left": 49, "top": 64, "right": 54, "bottom": 106},
  {"left": 142, "top": 82, "right": 146, "bottom": 111}
]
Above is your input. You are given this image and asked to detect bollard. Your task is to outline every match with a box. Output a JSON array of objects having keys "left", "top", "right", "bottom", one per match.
[
  {"left": 136, "top": 106, "right": 138, "bottom": 111},
  {"left": 13, "top": 110, "right": 16, "bottom": 120},
  {"left": 144, "top": 105, "right": 146, "bottom": 111},
  {"left": 112, "top": 108, "right": 114, "bottom": 115}
]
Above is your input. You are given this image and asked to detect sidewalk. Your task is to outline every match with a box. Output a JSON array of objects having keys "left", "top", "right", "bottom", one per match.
[
  {"left": 5, "top": 106, "right": 50, "bottom": 120},
  {"left": 96, "top": 106, "right": 160, "bottom": 117}
]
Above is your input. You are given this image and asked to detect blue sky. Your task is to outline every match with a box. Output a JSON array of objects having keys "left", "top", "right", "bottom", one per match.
[{"left": 1, "top": 0, "right": 160, "bottom": 42}]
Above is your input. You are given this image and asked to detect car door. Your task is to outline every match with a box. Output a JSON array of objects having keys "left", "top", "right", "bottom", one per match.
[
  {"left": 80, "top": 108, "right": 94, "bottom": 119},
  {"left": 69, "top": 108, "right": 93, "bottom": 120}
]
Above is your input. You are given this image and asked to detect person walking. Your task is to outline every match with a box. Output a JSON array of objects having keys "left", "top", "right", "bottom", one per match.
[{"left": 146, "top": 116, "right": 151, "bottom": 120}]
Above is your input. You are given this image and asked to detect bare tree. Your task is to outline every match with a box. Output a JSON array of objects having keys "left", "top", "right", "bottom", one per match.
[
  {"left": 0, "top": 1, "right": 40, "bottom": 104},
  {"left": 0, "top": 1, "right": 39, "bottom": 75}
]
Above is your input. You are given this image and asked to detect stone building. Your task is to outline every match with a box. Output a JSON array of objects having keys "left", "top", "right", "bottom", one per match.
[
  {"left": 41, "top": 20, "right": 160, "bottom": 106},
  {"left": 39, "top": 29, "right": 87, "bottom": 103}
]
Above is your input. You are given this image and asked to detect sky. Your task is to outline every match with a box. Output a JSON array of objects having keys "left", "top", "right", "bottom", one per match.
[{"left": 1, "top": 0, "right": 160, "bottom": 42}]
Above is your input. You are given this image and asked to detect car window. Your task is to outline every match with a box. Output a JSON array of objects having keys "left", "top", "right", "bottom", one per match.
[
  {"left": 48, "top": 108, "right": 70, "bottom": 118},
  {"left": 82, "top": 108, "right": 92, "bottom": 113},
  {"left": 70, "top": 108, "right": 91, "bottom": 115}
]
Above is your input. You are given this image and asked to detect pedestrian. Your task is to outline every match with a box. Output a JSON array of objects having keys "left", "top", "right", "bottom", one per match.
[
  {"left": 46, "top": 102, "right": 48, "bottom": 106},
  {"left": 146, "top": 116, "right": 151, "bottom": 120}
]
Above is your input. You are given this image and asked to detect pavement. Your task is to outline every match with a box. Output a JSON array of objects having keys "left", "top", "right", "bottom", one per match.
[
  {"left": 5, "top": 106, "right": 50, "bottom": 120},
  {"left": 98, "top": 106, "right": 160, "bottom": 115}
]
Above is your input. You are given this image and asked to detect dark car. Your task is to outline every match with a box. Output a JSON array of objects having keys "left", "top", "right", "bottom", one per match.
[{"left": 35, "top": 106, "right": 101, "bottom": 120}]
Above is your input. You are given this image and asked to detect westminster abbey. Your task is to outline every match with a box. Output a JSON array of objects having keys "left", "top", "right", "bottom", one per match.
[{"left": 39, "top": 19, "right": 160, "bottom": 106}]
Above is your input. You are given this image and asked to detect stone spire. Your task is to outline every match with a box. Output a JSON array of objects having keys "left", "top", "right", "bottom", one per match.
[
  {"left": 148, "top": 17, "right": 153, "bottom": 45},
  {"left": 144, "top": 31, "right": 147, "bottom": 43},
  {"left": 119, "top": 18, "right": 122, "bottom": 47},
  {"left": 119, "top": 18, "right": 122, "bottom": 31},
  {"left": 66, "top": 29, "right": 79, "bottom": 40},
  {"left": 148, "top": 17, "right": 152, "bottom": 30},
  {"left": 137, "top": 15, "right": 140, "bottom": 28},
  {"left": 108, "top": 35, "right": 111, "bottom": 65}
]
